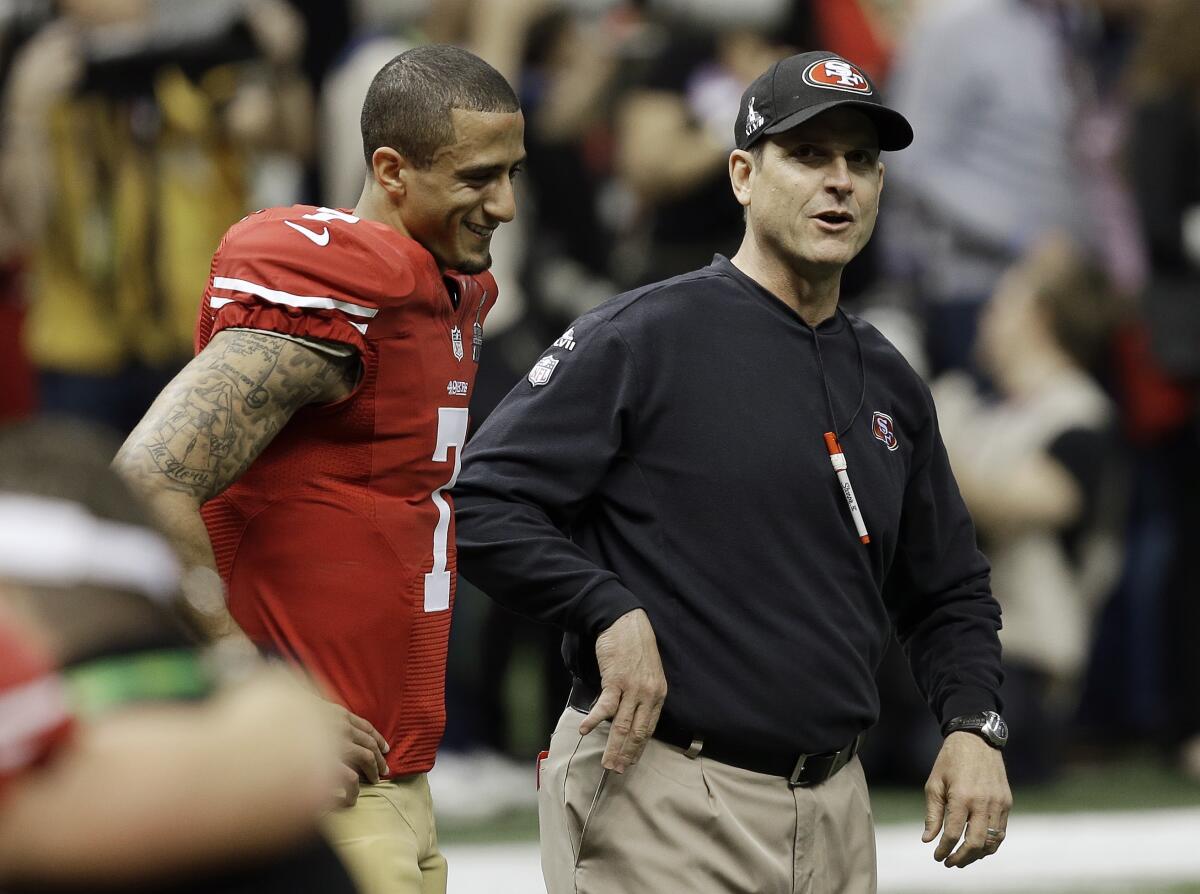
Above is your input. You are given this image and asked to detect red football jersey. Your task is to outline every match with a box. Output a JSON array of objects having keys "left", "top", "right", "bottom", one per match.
[
  {"left": 0, "top": 619, "right": 74, "bottom": 798},
  {"left": 197, "top": 206, "right": 496, "bottom": 775}
]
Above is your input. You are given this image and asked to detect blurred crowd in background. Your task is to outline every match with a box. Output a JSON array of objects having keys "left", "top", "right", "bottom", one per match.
[{"left": 0, "top": 0, "right": 1197, "bottom": 838}]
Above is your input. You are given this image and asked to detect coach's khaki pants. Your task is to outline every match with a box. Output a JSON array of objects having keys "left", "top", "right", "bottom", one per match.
[
  {"left": 539, "top": 708, "right": 877, "bottom": 894},
  {"left": 323, "top": 773, "right": 447, "bottom": 894}
]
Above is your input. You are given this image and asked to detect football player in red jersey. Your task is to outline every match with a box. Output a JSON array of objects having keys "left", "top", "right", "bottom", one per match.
[{"left": 114, "top": 44, "right": 525, "bottom": 894}]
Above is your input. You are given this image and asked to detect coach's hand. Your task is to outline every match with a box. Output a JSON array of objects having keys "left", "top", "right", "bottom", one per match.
[
  {"left": 580, "top": 609, "right": 667, "bottom": 774},
  {"left": 327, "top": 703, "right": 390, "bottom": 807},
  {"left": 922, "top": 732, "right": 1012, "bottom": 868}
]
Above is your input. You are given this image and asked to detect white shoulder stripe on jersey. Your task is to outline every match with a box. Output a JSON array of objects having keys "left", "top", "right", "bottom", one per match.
[
  {"left": 211, "top": 276, "right": 379, "bottom": 318},
  {"left": 209, "top": 295, "right": 368, "bottom": 335},
  {"left": 0, "top": 675, "right": 70, "bottom": 772}
]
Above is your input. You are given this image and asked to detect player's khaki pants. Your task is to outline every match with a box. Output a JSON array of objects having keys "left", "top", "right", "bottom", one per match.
[
  {"left": 539, "top": 708, "right": 877, "bottom": 894},
  {"left": 323, "top": 773, "right": 447, "bottom": 894}
]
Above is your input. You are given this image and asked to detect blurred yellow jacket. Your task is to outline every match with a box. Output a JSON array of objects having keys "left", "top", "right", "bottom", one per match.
[{"left": 26, "top": 66, "right": 246, "bottom": 374}]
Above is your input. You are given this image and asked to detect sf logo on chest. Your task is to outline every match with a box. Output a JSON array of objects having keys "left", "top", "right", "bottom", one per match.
[{"left": 871, "top": 411, "right": 899, "bottom": 451}]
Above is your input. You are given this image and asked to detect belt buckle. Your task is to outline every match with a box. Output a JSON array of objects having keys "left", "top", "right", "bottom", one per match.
[{"left": 788, "top": 753, "right": 810, "bottom": 787}]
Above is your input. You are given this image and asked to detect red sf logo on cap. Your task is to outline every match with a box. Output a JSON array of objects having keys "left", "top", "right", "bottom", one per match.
[{"left": 803, "top": 59, "right": 873, "bottom": 95}]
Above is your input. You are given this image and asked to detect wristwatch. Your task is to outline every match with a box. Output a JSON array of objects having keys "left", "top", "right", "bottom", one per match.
[{"left": 942, "top": 710, "right": 1008, "bottom": 750}]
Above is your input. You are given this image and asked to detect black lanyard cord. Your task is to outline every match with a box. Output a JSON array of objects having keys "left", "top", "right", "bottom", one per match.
[{"left": 810, "top": 308, "right": 867, "bottom": 439}]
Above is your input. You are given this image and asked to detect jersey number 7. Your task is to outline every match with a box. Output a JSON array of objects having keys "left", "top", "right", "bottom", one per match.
[{"left": 424, "top": 407, "right": 469, "bottom": 612}]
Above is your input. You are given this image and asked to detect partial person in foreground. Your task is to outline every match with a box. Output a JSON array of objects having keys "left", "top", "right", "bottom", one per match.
[
  {"left": 0, "top": 419, "right": 354, "bottom": 892},
  {"left": 456, "top": 51, "right": 1011, "bottom": 893},
  {"left": 113, "top": 45, "right": 525, "bottom": 894}
]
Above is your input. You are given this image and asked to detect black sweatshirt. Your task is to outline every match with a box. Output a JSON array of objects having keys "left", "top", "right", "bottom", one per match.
[{"left": 455, "top": 256, "right": 1002, "bottom": 754}]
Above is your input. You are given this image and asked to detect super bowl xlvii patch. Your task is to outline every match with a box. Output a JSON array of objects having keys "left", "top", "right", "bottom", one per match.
[
  {"left": 744, "top": 97, "right": 765, "bottom": 136},
  {"left": 871, "top": 411, "right": 899, "bottom": 451},
  {"left": 552, "top": 327, "right": 576, "bottom": 351},
  {"left": 451, "top": 326, "right": 464, "bottom": 361},
  {"left": 528, "top": 355, "right": 559, "bottom": 387}
]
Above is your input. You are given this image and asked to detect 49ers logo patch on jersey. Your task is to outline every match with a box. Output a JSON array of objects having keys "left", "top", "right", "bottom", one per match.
[
  {"left": 871, "top": 411, "right": 899, "bottom": 451},
  {"left": 803, "top": 59, "right": 873, "bottom": 95}
]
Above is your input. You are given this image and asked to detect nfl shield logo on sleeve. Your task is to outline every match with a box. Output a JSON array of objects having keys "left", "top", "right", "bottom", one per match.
[
  {"left": 528, "top": 355, "right": 559, "bottom": 387},
  {"left": 451, "top": 326, "right": 465, "bottom": 362}
]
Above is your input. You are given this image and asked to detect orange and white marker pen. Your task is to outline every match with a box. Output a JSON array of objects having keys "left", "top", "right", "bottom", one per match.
[{"left": 824, "top": 432, "right": 870, "bottom": 545}]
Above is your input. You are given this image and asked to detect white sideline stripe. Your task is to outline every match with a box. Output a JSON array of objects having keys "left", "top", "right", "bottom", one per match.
[
  {"left": 210, "top": 276, "right": 378, "bottom": 318},
  {"left": 441, "top": 808, "right": 1200, "bottom": 893}
]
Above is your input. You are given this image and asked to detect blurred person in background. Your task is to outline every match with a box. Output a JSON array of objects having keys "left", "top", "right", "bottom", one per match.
[
  {"left": 882, "top": 0, "right": 1104, "bottom": 374},
  {"left": 1120, "top": 0, "right": 1200, "bottom": 779},
  {"left": 113, "top": 44, "right": 524, "bottom": 894},
  {"left": 0, "top": 0, "right": 311, "bottom": 435},
  {"left": 612, "top": 0, "right": 801, "bottom": 286},
  {"left": 0, "top": 418, "right": 356, "bottom": 892},
  {"left": 0, "top": 3, "right": 45, "bottom": 423},
  {"left": 933, "top": 236, "right": 1125, "bottom": 783}
]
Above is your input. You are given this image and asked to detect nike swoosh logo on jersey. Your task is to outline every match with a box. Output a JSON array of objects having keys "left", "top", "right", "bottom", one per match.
[{"left": 284, "top": 220, "right": 331, "bottom": 246}]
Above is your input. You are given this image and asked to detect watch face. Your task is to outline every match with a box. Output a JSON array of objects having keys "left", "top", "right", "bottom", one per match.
[{"left": 982, "top": 711, "right": 1009, "bottom": 746}]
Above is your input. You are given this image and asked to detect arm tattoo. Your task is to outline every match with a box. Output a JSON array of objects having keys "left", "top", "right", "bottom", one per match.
[
  {"left": 145, "top": 382, "right": 235, "bottom": 491},
  {"left": 215, "top": 332, "right": 284, "bottom": 409},
  {"left": 123, "top": 330, "right": 358, "bottom": 503}
]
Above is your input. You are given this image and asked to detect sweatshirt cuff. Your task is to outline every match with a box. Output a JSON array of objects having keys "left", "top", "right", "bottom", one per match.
[
  {"left": 939, "top": 686, "right": 1001, "bottom": 728},
  {"left": 570, "top": 579, "right": 643, "bottom": 639}
]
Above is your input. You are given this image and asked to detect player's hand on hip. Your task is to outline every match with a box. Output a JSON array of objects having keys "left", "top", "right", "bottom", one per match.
[
  {"left": 922, "top": 731, "right": 1012, "bottom": 868},
  {"left": 580, "top": 608, "right": 667, "bottom": 774},
  {"left": 325, "top": 702, "right": 390, "bottom": 794}
]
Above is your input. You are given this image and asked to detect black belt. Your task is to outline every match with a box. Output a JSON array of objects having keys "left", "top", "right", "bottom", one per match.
[{"left": 567, "top": 681, "right": 865, "bottom": 788}]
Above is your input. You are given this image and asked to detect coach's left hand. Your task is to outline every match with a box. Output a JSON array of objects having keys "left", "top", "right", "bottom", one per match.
[
  {"left": 922, "top": 732, "right": 1012, "bottom": 868},
  {"left": 580, "top": 609, "right": 667, "bottom": 774}
]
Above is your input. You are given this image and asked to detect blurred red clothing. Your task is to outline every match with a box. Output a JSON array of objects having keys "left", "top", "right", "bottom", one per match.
[
  {"left": 0, "top": 616, "right": 74, "bottom": 799},
  {"left": 0, "top": 261, "right": 35, "bottom": 422},
  {"left": 813, "top": 0, "right": 892, "bottom": 83}
]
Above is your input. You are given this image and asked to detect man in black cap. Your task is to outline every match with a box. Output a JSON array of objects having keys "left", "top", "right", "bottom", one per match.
[{"left": 455, "top": 51, "right": 1012, "bottom": 892}]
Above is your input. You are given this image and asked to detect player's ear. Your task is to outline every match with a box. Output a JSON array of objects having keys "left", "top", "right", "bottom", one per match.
[
  {"left": 371, "top": 147, "right": 406, "bottom": 198},
  {"left": 729, "top": 149, "right": 755, "bottom": 209}
]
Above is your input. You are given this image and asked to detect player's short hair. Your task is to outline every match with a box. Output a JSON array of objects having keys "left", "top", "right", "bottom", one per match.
[{"left": 360, "top": 44, "right": 520, "bottom": 170}]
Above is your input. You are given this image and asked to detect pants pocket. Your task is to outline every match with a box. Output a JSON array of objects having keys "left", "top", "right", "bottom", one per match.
[
  {"left": 571, "top": 767, "right": 610, "bottom": 867},
  {"left": 557, "top": 723, "right": 609, "bottom": 867}
]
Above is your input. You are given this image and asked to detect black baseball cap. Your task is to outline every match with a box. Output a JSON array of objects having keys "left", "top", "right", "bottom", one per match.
[{"left": 735, "top": 51, "right": 913, "bottom": 152}]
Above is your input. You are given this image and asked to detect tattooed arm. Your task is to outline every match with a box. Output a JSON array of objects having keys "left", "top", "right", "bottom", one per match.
[
  {"left": 115, "top": 329, "right": 395, "bottom": 801},
  {"left": 113, "top": 329, "right": 358, "bottom": 637}
]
